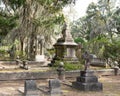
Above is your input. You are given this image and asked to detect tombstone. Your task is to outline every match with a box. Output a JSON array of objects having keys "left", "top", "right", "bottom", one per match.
[
  {"left": 24, "top": 80, "right": 39, "bottom": 96},
  {"left": 49, "top": 79, "right": 61, "bottom": 96}
]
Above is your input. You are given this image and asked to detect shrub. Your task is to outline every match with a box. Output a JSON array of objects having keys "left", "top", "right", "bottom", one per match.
[{"left": 53, "top": 60, "right": 84, "bottom": 71}]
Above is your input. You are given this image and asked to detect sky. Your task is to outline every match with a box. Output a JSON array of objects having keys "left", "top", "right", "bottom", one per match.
[
  {"left": 63, "top": 0, "right": 98, "bottom": 21},
  {"left": 74, "top": 0, "right": 98, "bottom": 18},
  {"left": 63, "top": 0, "right": 120, "bottom": 21}
]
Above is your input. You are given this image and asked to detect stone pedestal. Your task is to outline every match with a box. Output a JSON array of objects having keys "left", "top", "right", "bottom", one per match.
[
  {"left": 72, "top": 70, "right": 103, "bottom": 91},
  {"left": 35, "top": 55, "right": 45, "bottom": 62},
  {"left": 51, "top": 23, "right": 79, "bottom": 65}
]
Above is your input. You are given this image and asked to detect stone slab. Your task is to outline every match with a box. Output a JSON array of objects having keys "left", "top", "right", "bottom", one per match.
[
  {"left": 72, "top": 82, "right": 103, "bottom": 91},
  {"left": 77, "top": 76, "right": 98, "bottom": 83},
  {"left": 24, "top": 80, "right": 39, "bottom": 96},
  {"left": 80, "top": 70, "right": 95, "bottom": 77},
  {"left": 49, "top": 79, "right": 61, "bottom": 95}
]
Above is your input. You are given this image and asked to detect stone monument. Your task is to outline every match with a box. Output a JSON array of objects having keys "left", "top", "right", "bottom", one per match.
[
  {"left": 72, "top": 51, "right": 103, "bottom": 91},
  {"left": 52, "top": 23, "right": 78, "bottom": 64}
]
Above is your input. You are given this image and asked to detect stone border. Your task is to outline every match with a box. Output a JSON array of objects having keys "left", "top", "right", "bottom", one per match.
[{"left": 0, "top": 69, "right": 119, "bottom": 81}]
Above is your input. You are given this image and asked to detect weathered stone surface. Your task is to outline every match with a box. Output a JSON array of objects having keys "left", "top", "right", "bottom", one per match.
[
  {"left": 0, "top": 69, "right": 119, "bottom": 81},
  {"left": 77, "top": 76, "right": 98, "bottom": 83},
  {"left": 80, "top": 70, "right": 94, "bottom": 77},
  {"left": 72, "top": 82, "right": 103, "bottom": 91},
  {"left": 24, "top": 80, "right": 39, "bottom": 96},
  {"left": 49, "top": 79, "right": 61, "bottom": 95},
  {"left": 52, "top": 23, "right": 79, "bottom": 64}
]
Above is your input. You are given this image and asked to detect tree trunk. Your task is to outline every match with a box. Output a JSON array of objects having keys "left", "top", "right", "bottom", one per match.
[{"left": 20, "top": 38, "right": 24, "bottom": 56}]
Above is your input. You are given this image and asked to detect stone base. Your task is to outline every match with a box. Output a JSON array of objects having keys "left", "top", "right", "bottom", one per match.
[
  {"left": 63, "top": 57, "right": 79, "bottom": 62},
  {"left": 25, "top": 91, "right": 39, "bottom": 96},
  {"left": 76, "top": 76, "right": 98, "bottom": 83},
  {"left": 72, "top": 82, "right": 103, "bottom": 91},
  {"left": 72, "top": 70, "right": 103, "bottom": 91}
]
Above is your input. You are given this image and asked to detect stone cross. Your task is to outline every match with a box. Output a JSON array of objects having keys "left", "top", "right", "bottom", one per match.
[{"left": 82, "top": 51, "right": 91, "bottom": 71}]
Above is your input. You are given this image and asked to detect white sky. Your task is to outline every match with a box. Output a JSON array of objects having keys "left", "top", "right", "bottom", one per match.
[
  {"left": 63, "top": 0, "right": 120, "bottom": 21},
  {"left": 63, "top": 0, "right": 98, "bottom": 21},
  {"left": 74, "top": 0, "right": 98, "bottom": 17}
]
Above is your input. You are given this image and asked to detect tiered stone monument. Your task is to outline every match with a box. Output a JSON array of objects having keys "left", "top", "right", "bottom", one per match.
[
  {"left": 72, "top": 51, "right": 103, "bottom": 91},
  {"left": 72, "top": 70, "right": 103, "bottom": 91},
  {"left": 52, "top": 23, "right": 78, "bottom": 63}
]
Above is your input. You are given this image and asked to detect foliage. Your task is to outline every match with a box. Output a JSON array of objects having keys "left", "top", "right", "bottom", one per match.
[
  {"left": 0, "top": 0, "right": 76, "bottom": 59},
  {"left": 71, "top": 0, "right": 120, "bottom": 59},
  {"left": 0, "top": 11, "right": 17, "bottom": 42},
  {"left": 53, "top": 60, "right": 83, "bottom": 71},
  {"left": 103, "top": 39, "right": 120, "bottom": 63}
]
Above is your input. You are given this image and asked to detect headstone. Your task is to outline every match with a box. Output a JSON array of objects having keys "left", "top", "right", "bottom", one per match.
[
  {"left": 72, "top": 70, "right": 103, "bottom": 91},
  {"left": 49, "top": 79, "right": 61, "bottom": 96},
  {"left": 24, "top": 80, "right": 39, "bottom": 96}
]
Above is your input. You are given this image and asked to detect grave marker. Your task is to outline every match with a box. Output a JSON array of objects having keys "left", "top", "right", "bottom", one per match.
[
  {"left": 49, "top": 79, "right": 61, "bottom": 96},
  {"left": 24, "top": 80, "right": 39, "bottom": 96}
]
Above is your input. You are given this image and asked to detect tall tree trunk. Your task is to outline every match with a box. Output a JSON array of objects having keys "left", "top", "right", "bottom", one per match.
[
  {"left": 29, "top": 32, "right": 36, "bottom": 60},
  {"left": 20, "top": 37, "right": 24, "bottom": 56}
]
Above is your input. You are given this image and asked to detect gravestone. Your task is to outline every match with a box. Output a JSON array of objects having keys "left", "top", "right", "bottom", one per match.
[
  {"left": 72, "top": 70, "right": 103, "bottom": 91},
  {"left": 49, "top": 79, "right": 61, "bottom": 96},
  {"left": 24, "top": 80, "right": 39, "bottom": 96}
]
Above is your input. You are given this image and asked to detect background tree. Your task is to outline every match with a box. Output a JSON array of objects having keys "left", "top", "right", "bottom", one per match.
[
  {"left": 0, "top": 0, "right": 76, "bottom": 59},
  {"left": 71, "top": 0, "right": 120, "bottom": 67}
]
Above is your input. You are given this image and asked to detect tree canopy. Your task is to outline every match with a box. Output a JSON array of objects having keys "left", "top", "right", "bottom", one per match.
[{"left": 71, "top": 0, "right": 120, "bottom": 66}]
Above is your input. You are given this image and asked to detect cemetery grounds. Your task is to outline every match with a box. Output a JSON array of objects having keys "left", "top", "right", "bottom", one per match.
[{"left": 0, "top": 62, "right": 119, "bottom": 96}]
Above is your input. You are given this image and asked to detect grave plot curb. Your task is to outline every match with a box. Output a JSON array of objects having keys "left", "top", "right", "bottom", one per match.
[{"left": 0, "top": 69, "right": 119, "bottom": 81}]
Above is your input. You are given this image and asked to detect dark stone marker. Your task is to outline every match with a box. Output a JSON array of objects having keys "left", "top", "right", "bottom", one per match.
[
  {"left": 24, "top": 80, "right": 39, "bottom": 96},
  {"left": 49, "top": 79, "right": 61, "bottom": 96},
  {"left": 72, "top": 70, "right": 103, "bottom": 91}
]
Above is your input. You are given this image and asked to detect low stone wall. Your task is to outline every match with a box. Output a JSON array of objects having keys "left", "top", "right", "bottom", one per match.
[
  {"left": 0, "top": 69, "right": 119, "bottom": 81},
  {"left": 0, "top": 61, "right": 45, "bottom": 65}
]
